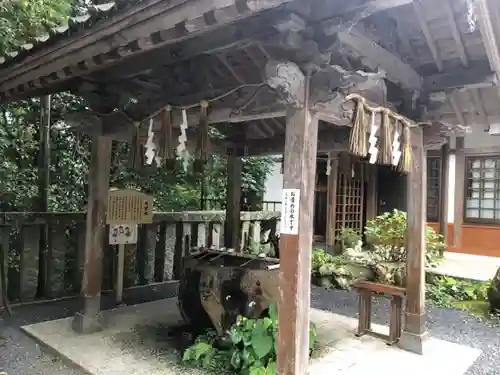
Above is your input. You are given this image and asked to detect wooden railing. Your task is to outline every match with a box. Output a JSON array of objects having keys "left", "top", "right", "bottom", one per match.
[
  {"left": 0, "top": 210, "right": 280, "bottom": 304},
  {"left": 204, "top": 199, "right": 282, "bottom": 212}
]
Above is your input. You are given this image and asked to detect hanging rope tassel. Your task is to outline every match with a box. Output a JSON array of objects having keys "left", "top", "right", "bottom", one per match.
[
  {"left": 398, "top": 122, "right": 412, "bottom": 173},
  {"left": 194, "top": 100, "right": 209, "bottom": 174},
  {"left": 378, "top": 110, "right": 392, "bottom": 165},
  {"left": 348, "top": 98, "right": 368, "bottom": 157},
  {"left": 161, "top": 105, "right": 175, "bottom": 170}
]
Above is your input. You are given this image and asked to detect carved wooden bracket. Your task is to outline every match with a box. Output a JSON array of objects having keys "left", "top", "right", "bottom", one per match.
[
  {"left": 309, "top": 65, "right": 387, "bottom": 125},
  {"left": 421, "top": 121, "right": 470, "bottom": 147},
  {"left": 265, "top": 60, "right": 305, "bottom": 108}
]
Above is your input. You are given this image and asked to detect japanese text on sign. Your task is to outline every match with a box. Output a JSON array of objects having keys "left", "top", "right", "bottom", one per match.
[
  {"left": 280, "top": 188, "right": 300, "bottom": 235},
  {"left": 109, "top": 223, "right": 138, "bottom": 245}
]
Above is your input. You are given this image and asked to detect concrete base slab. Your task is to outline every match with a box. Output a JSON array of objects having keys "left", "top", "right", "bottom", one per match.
[{"left": 21, "top": 299, "right": 481, "bottom": 375}]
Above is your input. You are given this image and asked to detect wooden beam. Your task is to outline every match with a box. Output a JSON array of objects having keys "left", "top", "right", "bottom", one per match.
[
  {"left": 66, "top": 105, "right": 286, "bottom": 139},
  {"left": 413, "top": 0, "right": 442, "bottom": 71},
  {"left": 240, "top": 128, "right": 350, "bottom": 156},
  {"left": 423, "top": 61, "right": 496, "bottom": 92},
  {"left": 277, "top": 78, "right": 319, "bottom": 375},
  {"left": 399, "top": 126, "right": 428, "bottom": 354},
  {"left": 443, "top": 0, "right": 468, "bottom": 67},
  {"left": 475, "top": 0, "right": 500, "bottom": 74},
  {"left": 335, "top": 27, "right": 422, "bottom": 91},
  {"left": 312, "top": 0, "right": 413, "bottom": 21},
  {"left": 72, "top": 134, "right": 112, "bottom": 333},
  {"left": 224, "top": 152, "right": 243, "bottom": 250}
]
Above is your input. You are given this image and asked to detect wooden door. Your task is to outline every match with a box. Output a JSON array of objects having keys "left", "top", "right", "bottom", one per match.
[{"left": 334, "top": 157, "right": 367, "bottom": 241}]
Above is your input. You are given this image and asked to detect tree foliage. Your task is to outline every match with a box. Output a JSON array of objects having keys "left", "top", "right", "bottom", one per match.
[{"left": 0, "top": 0, "right": 274, "bottom": 212}]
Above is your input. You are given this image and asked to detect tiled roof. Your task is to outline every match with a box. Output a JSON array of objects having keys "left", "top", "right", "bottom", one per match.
[{"left": 0, "top": 1, "right": 137, "bottom": 69}]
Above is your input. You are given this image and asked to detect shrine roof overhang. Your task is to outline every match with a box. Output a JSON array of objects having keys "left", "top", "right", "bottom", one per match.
[{"left": 0, "top": 0, "right": 498, "bottom": 142}]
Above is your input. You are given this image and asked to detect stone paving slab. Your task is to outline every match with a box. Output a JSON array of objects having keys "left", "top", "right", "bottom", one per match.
[
  {"left": 21, "top": 298, "right": 481, "bottom": 375},
  {"left": 431, "top": 251, "right": 500, "bottom": 281}
]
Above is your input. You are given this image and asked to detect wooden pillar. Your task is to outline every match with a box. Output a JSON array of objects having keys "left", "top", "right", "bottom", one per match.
[
  {"left": 400, "top": 126, "right": 428, "bottom": 353},
  {"left": 37, "top": 95, "right": 51, "bottom": 297},
  {"left": 453, "top": 137, "right": 465, "bottom": 248},
  {"left": 72, "top": 135, "right": 112, "bottom": 333},
  {"left": 224, "top": 152, "right": 242, "bottom": 250},
  {"left": 276, "top": 73, "right": 318, "bottom": 375},
  {"left": 325, "top": 153, "right": 339, "bottom": 253},
  {"left": 439, "top": 141, "right": 450, "bottom": 240},
  {"left": 365, "top": 164, "right": 379, "bottom": 221}
]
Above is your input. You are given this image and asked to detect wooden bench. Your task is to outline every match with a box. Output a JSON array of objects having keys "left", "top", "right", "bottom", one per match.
[{"left": 353, "top": 281, "right": 407, "bottom": 345}]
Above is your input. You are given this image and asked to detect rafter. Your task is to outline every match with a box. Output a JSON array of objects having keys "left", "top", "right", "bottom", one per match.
[
  {"left": 413, "top": 0, "right": 442, "bottom": 71},
  {"left": 469, "top": 89, "right": 490, "bottom": 132},
  {"left": 443, "top": 0, "right": 468, "bottom": 67},
  {"left": 312, "top": 0, "right": 413, "bottom": 21},
  {"left": 0, "top": 0, "right": 293, "bottom": 101},
  {"left": 448, "top": 93, "right": 466, "bottom": 126},
  {"left": 423, "top": 61, "right": 497, "bottom": 91},
  {"left": 334, "top": 27, "right": 422, "bottom": 91},
  {"left": 475, "top": 0, "right": 500, "bottom": 74}
]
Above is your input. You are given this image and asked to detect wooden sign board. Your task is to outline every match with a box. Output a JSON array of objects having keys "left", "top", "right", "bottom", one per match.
[
  {"left": 109, "top": 223, "right": 138, "bottom": 245},
  {"left": 107, "top": 188, "right": 153, "bottom": 224}
]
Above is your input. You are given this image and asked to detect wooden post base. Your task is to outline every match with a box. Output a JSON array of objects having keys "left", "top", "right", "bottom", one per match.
[
  {"left": 72, "top": 297, "right": 104, "bottom": 334},
  {"left": 398, "top": 330, "right": 430, "bottom": 354}
]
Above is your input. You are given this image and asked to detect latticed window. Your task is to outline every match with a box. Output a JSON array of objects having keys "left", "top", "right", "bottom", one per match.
[
  {"left": 465, "top": 156, "right": 500, "bottom": 222},
  {"left": 427, "top": 157, "right": 441, "bottom": 222}
]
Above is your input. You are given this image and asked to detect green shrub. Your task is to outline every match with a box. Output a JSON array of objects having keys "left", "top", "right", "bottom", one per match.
[
  {"left": 311, "top": 248, "right": 346, "bottom": 274},
  {"left": 364, "top": 209, "right": 444, "bottom": 266},
  {"left": 182, "top": 304, "right": 317, "bottom": 375},
  {"left": 335, "top": 227, "right": 362, "bottom": 250},
  {"left": 426, "top": 276, "right": 491, "bottom": 307}
]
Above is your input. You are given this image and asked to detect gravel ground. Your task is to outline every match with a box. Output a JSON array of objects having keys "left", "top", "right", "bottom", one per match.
[{"left": 0, "top": 288, "right": 498, "bottom": 375}]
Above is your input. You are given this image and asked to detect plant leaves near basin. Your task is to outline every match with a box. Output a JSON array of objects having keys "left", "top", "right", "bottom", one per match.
[{"left": 251, "top": 333, "right": 273, "bottom": 359}]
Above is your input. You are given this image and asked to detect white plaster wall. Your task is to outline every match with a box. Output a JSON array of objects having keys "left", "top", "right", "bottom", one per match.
[
  {"left": 263, "top": 156, "right": 283, "bottom": 202},
  {"left": 464, "top": 123, "right": 500, "bottom": 148}
]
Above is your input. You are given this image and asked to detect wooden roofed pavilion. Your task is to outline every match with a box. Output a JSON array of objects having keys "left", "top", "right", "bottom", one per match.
[{"left": 2, "top": 0, "right": 500, "bottom": 373}]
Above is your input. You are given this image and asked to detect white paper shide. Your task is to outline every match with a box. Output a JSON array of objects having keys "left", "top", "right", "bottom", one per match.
[{"left": 280, "top": 188, "right": 300, "bottom": 235}]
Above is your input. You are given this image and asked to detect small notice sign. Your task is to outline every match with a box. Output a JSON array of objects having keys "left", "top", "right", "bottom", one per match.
[
  {"left": 280, "top": 188, "right": 300, "bottom": 235},
  {"left": 109, "top": 223, "right": 138, "bottom": 245}
]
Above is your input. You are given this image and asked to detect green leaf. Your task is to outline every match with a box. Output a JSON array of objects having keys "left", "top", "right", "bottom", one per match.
[
  {"left": 253, "top": 317, "right": 272, "bottom": 335},
  {"left": 266, "top": 361, "right": 277, "bottom": 375},
  {"left": 242, "top": 347, "right": 256, "bottom": 366},
  {"left": 230, "top": 350, "right": 242, "bottom": 369},
  {"left": 230, "top": 327, "right": 243, "bottom": 344},
  {"left": 249, "top": 366, "right": 267, "bottom": 375},
  {"left": 251, "top": 333, "right": 273, "bottom": 359},
  {"left": 193, "top": 342, "right": 212, "bottom": 360}
]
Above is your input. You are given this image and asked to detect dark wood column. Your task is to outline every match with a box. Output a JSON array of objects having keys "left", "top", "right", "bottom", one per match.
[
  {"left": 453, "top": 136, "right": 465, "bottom": 248},
  {"left": 72, "top": 134, "right": 112, "bottom": 333},
  {"left": 400, "top": 126, "right": 428, "bottom": 353},
  {"left": 325, "top": 152, "right": 339, "bottom": 253},
  {"left": 38, "top": 95, "right": 51, "bottom": 297},
  {"left": 439, "top": 141, "right": 450, "bottom": 240},
  {"left": 365, "top": 164, "right": 379, "bottom": 221},
  {"left": 273, "top": 69, "right": 319, "bottom": 375},
  {"left": 224, "top": 152, "right": 242, "bottom": 250}
]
